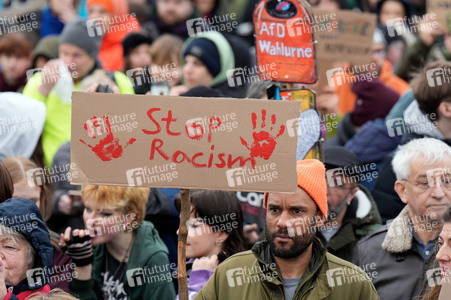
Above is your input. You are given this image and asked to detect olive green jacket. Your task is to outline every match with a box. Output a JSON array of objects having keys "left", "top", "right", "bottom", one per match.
[{"left": 194, "top": 238, "right": 380, "bottom": 300}]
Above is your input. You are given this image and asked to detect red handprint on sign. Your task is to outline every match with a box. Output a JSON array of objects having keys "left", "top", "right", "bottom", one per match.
[
  {"left": 80, "top": 116, "right": 136, "bottom": 161},
  {"left": 240, "top": 109, "right": 285, "bottom": 160}
]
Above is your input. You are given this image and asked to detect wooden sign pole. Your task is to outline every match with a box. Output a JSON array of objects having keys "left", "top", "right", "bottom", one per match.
[{"left": 177, "top": 188, "right": 190, "bottom": 300}]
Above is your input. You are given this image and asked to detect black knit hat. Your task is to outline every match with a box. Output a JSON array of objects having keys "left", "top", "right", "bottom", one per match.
[
  {"left": 183, "top": 38, "right": 221, "bottom": 77},
  {"left": 122, "top": 32, "right": 153, "bottom": 58},
  {"left": 324, "top": 146, "right": 362, "bottom": 170}
]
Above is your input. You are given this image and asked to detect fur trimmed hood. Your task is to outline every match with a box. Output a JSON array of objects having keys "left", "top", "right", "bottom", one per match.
[{"left": 382, "top": 206, "right": 412, "bottom": 253}]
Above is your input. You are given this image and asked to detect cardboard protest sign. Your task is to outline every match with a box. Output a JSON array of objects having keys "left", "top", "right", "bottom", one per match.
[
  {"left": 312, "top": 8, "right": 376, "bottom": 65},
  {"left": 254, "top": 0, "right": 317, "bottom": 83},
  {"left": 70, "top": 92, "right": 300, "bottom": 193},
  {"left": 427, "top": 0, "right": 451, "bottom": 32}
]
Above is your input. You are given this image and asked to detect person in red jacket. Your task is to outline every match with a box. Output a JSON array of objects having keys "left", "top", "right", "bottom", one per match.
[{"left": 87, "top": 0, "right": 141, "bottom": 71}]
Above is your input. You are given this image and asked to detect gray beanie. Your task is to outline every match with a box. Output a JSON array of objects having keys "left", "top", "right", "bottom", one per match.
[{"left": 59, "top": 18, "right": 101, "bottom": 60}]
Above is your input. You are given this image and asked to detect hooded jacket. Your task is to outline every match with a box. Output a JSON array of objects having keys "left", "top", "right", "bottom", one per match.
[
  {"left": 181, "top": 31, "right": 236, "bottom": 97},
  {"left": 353, "top": 206, "right": 435, "bottom": 300},
  {"left": 194, "top": 238, "right": 379, "bottom": 300},
  {"left": 70, "top": 220, "right": 175, "bottom": 300},
  {"left": 317, "top": 185, "right": 382, "bottom": 262},
  {"left": 0, "top": 198, "right": 53, "bottom": 300}
]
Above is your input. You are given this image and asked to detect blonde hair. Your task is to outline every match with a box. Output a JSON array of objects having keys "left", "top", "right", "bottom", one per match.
[
  {"left": 25, "top": 288, "right": 80, "bottom": 299},
  {"left": 149, "top": 34, "right": 183, "bottom": 66},
  {"left": 81, "top": 185, "right": 149, "bottom": 228}
]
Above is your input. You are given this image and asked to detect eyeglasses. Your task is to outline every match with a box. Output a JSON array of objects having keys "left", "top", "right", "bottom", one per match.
[{"left": 403, "top": 176, "right": 451, "bottom": 192}]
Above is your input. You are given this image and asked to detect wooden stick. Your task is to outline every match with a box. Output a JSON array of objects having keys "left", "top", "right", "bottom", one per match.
[{"left": 177, "top": 189, "right": 190, "bottom": 300}]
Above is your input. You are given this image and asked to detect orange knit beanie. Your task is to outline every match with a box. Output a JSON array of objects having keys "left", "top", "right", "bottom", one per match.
[{"left": 264, "top": 159, "right": 328, "bottom": 217}]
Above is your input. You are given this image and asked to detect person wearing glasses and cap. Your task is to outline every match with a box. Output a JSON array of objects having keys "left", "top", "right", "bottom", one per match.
[
  {"left": 318, "top": 146, "right": 382, "bottom": 262},
  {"left": 353, "top": 137, "right": 451, "bottom": 300}
]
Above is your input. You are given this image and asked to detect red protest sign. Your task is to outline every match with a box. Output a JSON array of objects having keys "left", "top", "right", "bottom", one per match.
[{"left": 254, "top": 0, "right": 317, "bottom": 83}]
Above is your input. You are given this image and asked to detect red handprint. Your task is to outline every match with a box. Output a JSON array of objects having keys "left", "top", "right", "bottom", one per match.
[
  {"left": 240, "top": 109, "right": 285, "bottom": 160},
  {"left": 80, "top": 116, "right": 136, "bottom": 161}
]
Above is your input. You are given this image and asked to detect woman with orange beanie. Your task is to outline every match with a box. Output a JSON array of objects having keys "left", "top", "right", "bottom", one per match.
[{"left": 87, "top": 0, "right": 141, "bottom": 71}]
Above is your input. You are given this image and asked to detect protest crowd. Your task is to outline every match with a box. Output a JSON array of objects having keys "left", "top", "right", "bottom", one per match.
[{"left": 0, "top": 0, "right": 451, "bottom": 299}]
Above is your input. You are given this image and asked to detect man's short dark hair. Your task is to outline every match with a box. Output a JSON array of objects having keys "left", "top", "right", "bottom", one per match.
[{"left": 412, "top": 61, "right": 451, "bottom": 121}]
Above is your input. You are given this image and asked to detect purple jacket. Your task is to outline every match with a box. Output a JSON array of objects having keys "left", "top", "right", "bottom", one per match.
[{"left": 176, "top": 269, "right": 214, "bottom": 300}]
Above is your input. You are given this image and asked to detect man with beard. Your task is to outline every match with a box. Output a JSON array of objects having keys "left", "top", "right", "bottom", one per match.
[
  {"left": 317, "top": 146, "right": 382, "bottom": 262},
  {"left": 194, "top": 159, "right": 379, "bottom": 300}
]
